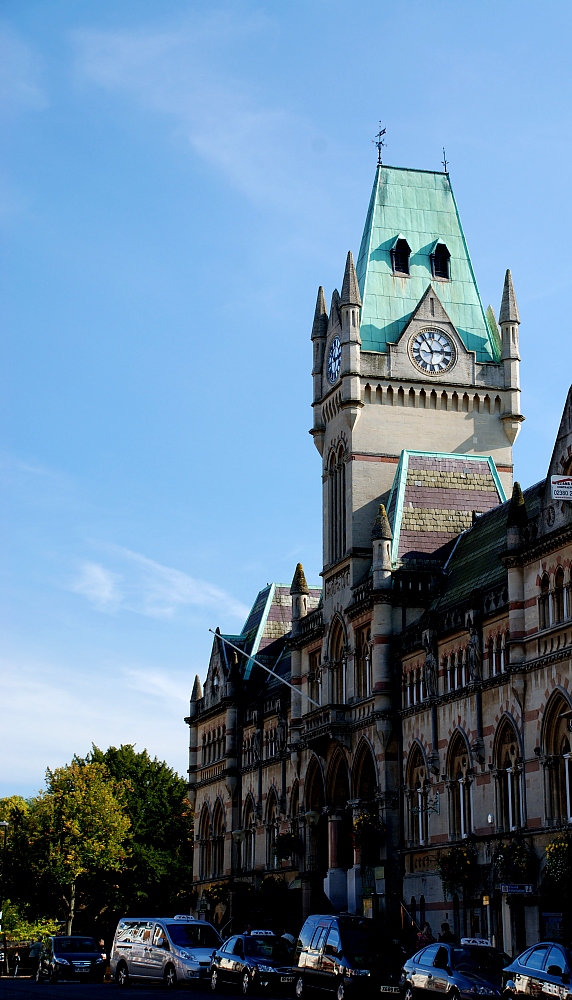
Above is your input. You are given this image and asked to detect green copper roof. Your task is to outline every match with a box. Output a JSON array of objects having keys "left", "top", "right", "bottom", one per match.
[{"left": 356, "top": 166, "right": 499, "bottom": 363}]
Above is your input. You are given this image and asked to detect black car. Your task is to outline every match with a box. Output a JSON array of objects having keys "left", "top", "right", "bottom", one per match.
[
  {"left": 211, "top": 931, "right": 295, "bottom": 995},
  {"left": 401, "top": 938, "right": 510, "bottom": 1000},
  {"left": 36, "top": 936, "right": 106, "bottom": 984},
  {"left": 503, "top": 942, "right": 572, "bottom": 1000},
  {"left": 294, "top": 914, "right": 405, "bottom": 1000}
]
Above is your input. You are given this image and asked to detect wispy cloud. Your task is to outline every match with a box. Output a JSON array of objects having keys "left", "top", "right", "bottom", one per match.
[
  {"left": 71, "top": 15, "right": 329, "bottom": 210},
  {"left": 72, "top": 544, "right": 249, "bottom": 622},
  {"left": 0, "top": 26, "right": 46, "bottom": 114}
]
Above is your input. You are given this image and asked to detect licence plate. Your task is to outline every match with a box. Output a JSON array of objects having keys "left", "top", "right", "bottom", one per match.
[
  {"left": 281, "top": 976, "right": 295, "bottom": 983},
  {"left": 380, "top": 988, "right": 400, "bottom": 993}
]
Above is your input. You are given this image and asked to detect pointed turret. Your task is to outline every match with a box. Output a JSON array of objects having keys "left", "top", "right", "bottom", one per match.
[
  {"left": 371, "top": 503, "right": 392, "bottom": 540},
  {"left": 290, "top": 563, "right": 309, "bottom": 635},
  {"left": 340, "top": 251, "right": 362, "bottom": 308},
  {"left": 507, "top": 481, "right": 528, "bottom": 549},
  {"left": 311, "top": 286, "right": 328, "bottom": 340},
  {"left": 191, "top": 674, "right": 203, "bottom": 702},
  {"left": 499, "top": 269, "right": 520, "bottom": 325},
  {"left": 290, "top": 562, "right": 309, "bottom": 595},
  {"left": 499, "top": 269, "right": 523, "bottom": 444}
]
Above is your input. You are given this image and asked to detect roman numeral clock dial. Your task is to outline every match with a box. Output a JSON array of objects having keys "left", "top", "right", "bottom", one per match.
[
  {"left": 409, "top": 328, "right": 456, "bottom": 374},
  {"left": 327, "top": 336, "right": 342, "bottom": 384}
]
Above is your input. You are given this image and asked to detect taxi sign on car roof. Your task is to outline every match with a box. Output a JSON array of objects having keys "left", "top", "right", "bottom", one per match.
[
  {"left": 173, "top": 915, "right": 195, "bottom": 921},
  {"left": 249, "top": 930, "right": 275, "bottom": 936},
  {"left": 460, "top": 938, "right": 491, "bottom": 947}
]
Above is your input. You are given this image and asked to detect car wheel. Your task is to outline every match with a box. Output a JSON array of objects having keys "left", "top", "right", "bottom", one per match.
[
  {"left": 404, "top": 986, "right": 414, "bottom": 1000},
  {"left": 211, "top": 969, "right": 219, "bottom": 992},
  {"left": 242, "top": 972, "right": 254, "bottom": 995},
  {"left": 295, "top": 976, "right": 304, "bottom": 999},
  {"left": 336, "top": 980, "right": 346, "bottom": 1000},
  {"left": 164, "top": 965, "right": 177, "bottom": 989},
  {"left": 116, "top": 962, "right": 130, "bottom": 987},
  {"left": 35, "top": 968, "right": 44, "bottom": 984}
]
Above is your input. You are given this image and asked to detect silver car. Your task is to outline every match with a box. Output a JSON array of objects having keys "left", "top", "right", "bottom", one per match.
[{"left": 110, "top": 914, "right": 221, "bottom": 987}]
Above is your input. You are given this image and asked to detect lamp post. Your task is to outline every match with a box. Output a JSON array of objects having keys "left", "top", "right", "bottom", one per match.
[{"left": 0, "top": 821, "right": 9, "bottom": 977}]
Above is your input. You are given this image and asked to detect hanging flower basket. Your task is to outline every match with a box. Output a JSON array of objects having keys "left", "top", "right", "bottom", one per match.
[
  {"left": 544, "top": 836, "right": 572, "bottom": 887},
  {"left": 274, "top": 832, "right": 303, "bottom": 860},
  {"left": 436, "top": 843, "right": 479, "bottom": 897},
  {"left": 351, "top": 813, "right": 385, "bottom": 849},
  {"left": 203, "top": 883, "right": 229, "bottom": 906},
  {"left": 494, "top": 839, "right": 534, "bottom": 883}
]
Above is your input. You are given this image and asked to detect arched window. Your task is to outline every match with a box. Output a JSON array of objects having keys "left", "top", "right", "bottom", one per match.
[
  {"left": 487, "top": 637, "right": 494, "bottom": 678},
  {"left": 212, "top": 800, "right": 225, "bottom": 877},
  {"left": 431, "top": 242, "right": 451, "bottom": 280},
  {"left": 329, "top": 619, "right": 346, "bottom": 705},
  {"left": 243, "top": 797, "right": 256, "bottom": 872},
  {"left": 554, "top": 569, "right": 565, "bottom": 624},
  {"left": 328, "top": 446, "right": 346, "bottom": 564},
  {"left": 543, "top": 694, "right": 572, "bottom": 825},
  {"left": 198, "top": 805, "right": 211, "bottom": 880},
  {"left": 495, "top": 720, "right": 523, "bottom": 831},
  {"left": 308, "top": 649, "right": 321, "bottom": 707},
  {"left": 391, "top": 237, "right": 411, "bottom": 275},
  {"left": 448, "top": 734, "right": 472, "bottom": 839},
  {"left": 407, "top": 745, "right": 428, "bottom": 846},
  {"left": 539, "top": 574, "right": 550, "bottom": 630},
  {"left": 449, "top": 653, "right": 456, "bottom": 692},
  {"left": 266, "top": 790, "right": 279, "bottom": 869},
  {"left": 355, "top": 626, "right": 371, "bottom": 699},
  {"left": 290, "top": 783, "right": 300, "bottom": 852}
]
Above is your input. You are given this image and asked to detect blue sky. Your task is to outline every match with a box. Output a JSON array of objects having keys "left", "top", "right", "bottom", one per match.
[{"left": 2, "top": 0, "right": 571, "bottom": 796}]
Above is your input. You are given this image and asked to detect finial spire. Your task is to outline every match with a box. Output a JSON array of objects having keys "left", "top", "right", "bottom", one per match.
[
  {"left": 373, "top": 121, "right": 386, "bottom": 165},
  {"left": 191, "top": 674, "right": 203, "bottom": 702},
  {"left": 499, "top": 269, "right": 520, "bottom": 325},
  {"left": 340, "top": 251, "right": 361, "bottom": 308},
  {"left": 442, "top": 147, "right": 449, "bottom": 172},
  {"left": 507, "top": 481, "right": 528, "bottom": 528},
  {"left": 290, "top": 563, "right": 309, "bottom": 595},
  {"left": 372, "top": 503, "right": 392, "bottom": 540},
  {"left": 311, "top": 286, "right": 328, "bottom": 340}
]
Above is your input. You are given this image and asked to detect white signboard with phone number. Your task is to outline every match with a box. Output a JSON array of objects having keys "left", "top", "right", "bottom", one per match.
[{"left": 551, "top": 476, "right": 572, "bottom": 500}]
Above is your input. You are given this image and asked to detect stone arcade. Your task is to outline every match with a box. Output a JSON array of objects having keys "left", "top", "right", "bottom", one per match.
[{"left": 186, "top": 162, "right": 572, "bottom": 954}]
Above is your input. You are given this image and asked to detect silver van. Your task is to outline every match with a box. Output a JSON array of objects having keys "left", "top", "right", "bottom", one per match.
[{"left": 110, "top": 914, "right": 221, "bottom": 987}]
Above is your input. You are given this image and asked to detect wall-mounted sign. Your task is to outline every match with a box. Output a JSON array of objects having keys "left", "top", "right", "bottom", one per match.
[
  {"left": 551, "top": 476, "right": 572, "bottom": 500},
  {"left": 501, "top": 883, "right": 533, "bottom": 894}
]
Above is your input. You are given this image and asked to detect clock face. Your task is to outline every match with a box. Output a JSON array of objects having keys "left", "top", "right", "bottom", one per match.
[
  {"left": 327, "top": 336, "right": 342, "bottom": 384},
  {"left": 409, "top": 328, "right": 455, "bottom": 374}
]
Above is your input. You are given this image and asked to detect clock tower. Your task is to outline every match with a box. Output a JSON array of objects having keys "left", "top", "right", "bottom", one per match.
[{"left": 311, "top": 164, "right": 522, "bottom": 588}]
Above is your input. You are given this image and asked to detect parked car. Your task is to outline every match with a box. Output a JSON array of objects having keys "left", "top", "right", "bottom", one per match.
[
  {"left": 294, "top": 914, "right": 405, "bottom": 1000},
  {"left": 110, "top": 914, "right": 221, "bottom": 987},
  {"left": 35, "top": 936, "right": 106, "bottom": 983},
  {"left": 211, "top": 930, "right": 295, "bottom": 995},
  {"left": 402, "top": 938, "right": 510, "bottom": 1000},
  {"left": 503, "top": 942, "right": 572, "bottom": 1000}
]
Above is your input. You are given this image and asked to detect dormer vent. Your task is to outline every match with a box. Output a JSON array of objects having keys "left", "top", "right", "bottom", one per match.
[
  {"left": 431, "top": 241, "right": 451, "bottom": 280},
  {"left": 391, "top": 237, "right": 411, "bottom": 276}
]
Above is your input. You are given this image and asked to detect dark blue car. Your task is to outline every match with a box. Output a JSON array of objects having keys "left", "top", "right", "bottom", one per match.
[
  {"left": 502, "top": 942, "right": 572, "bottom": 1000},
  {"left": 402, "top": 939, "right": 509, "bottom": 1000}
]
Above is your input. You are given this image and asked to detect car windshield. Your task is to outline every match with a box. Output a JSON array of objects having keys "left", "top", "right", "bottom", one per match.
[
  {"left": 166, "top": 924, "right": 220, "bottom": 949},
  {"left": 339, "top": 922, "right": 378, "bottom": 970},
  {"left": 452, "top": 948, "right": 509, "bottom": 974},
  {"left": 244, "top": 937, "right": 290, "bottom": 961},
  {"left": 54, "top": 938, "right": 98, "bottom": 954}
]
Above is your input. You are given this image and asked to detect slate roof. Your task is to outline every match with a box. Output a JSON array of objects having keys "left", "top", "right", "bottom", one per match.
[
  {"left": 431, "top": 481, "right": 543, "bottom": 612},
  {"left": 355, "top": 165, "right": 499, "bottom": 362},
  {"left": 387, "top": 451, "right": 506, "bottom": 568}
]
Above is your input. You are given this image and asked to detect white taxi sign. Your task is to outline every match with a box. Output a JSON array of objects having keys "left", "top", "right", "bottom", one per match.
[
  {"left": 250, "top": 930, "right": 275, "bottom": 937},
  {"left": 460, "top": 937, "right": 492, "bottom": 947},
  {"left": 551, "top": 476, "right": 572, "bottom": 500}
]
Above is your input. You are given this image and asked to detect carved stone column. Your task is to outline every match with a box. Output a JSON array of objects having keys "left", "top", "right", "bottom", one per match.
[{"left": 323, "top": 809, "right": 348, "bottom": 911}]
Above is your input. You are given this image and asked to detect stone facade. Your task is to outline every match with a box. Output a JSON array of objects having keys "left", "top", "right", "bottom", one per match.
[{"left": 186, "top": 162, "right": 572, "bottom": 954}]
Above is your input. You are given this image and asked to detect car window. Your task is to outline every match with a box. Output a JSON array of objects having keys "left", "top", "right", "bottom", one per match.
[
  {"left": 545, "top": 947, "right": 567, "bottom": 976},
  {"left": 166, "top": 924, "right": 220, "bottom": 949},
  {"left": 153, "top": 926, "right": 166, "bottom": 948},
  {"left": 452, "top": 947, "right": 508, "bottom": 974},
  {"left": 53, "top": 938, "right": 98, "bottom": 954},
  {"left": 419, "top": 945, "right": 440, "bottom": 967},
  {"left": 325, "top": 928, "right": 342, "bottom": 957},
  {"left": 221, "top": 937, "right": 238, "bottom": 954},
  {"left": 524, "top": 947, "right": 550, "bottom": 971},
  {"left": 233, "top": 939, "right": 244, "bottom": 957},
  {"left": 298, "top": 921, "right": 317, "bottom": 953},
  {"left": 433, "top": 947, "right": 449, "bottom": 969},
  {"left": 310, "top": 926, "right": 329, "bottom": 951},
  {"left": 244, "top": 937, "right": 290, "bottom": 961}
]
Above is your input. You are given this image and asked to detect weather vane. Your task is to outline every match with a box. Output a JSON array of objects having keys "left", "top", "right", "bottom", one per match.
[
  {"left": 373, "top": 122, "right": 386, "bottom": 165},
  {"left": 442, "top": 147, "right": 449, "bottom": 173}
]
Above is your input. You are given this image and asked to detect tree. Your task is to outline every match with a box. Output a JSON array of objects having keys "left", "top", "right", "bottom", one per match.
[{"left": 27, "top": 762, "right": 131, "bottom": 933}]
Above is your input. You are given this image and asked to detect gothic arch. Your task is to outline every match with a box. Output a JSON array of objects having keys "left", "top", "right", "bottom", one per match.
[
  {"left": 541, "top": 688, "right": 572, "bottom": 755},
  {"left": 494, "top": 715, "right": 524, "bottom": 831},
  {"left": 265, "top": 786, "right": 279, "bottom": 869},
  {"left": 352, "top": 737, "right": 378, "bottom": 801},
  {"left": 304, "top": 752, "right": 326, "bottom": 812},
  {"left": 327, "top": 615, "right": 347, "bottom": 703},
  {"left": 211, "top": 797, "right": 226, "bottom": 877},
  {"left": 304, "top": 753, "right": 328, "bottom": 871},
  {"left": 198, "top": 802, "right": 212, "bottom": 880},
  {"left": 289, "top": 780, "right": 299, "bottom": 819},
  {"left": 406, "top": 741, "right": 429, "bottom": 846},
  {"left": 243, "top": 794, "right": 256, "bottom": 872},
  {"left": 326, "top": 746, "right": 350, "bottom": 808},
  {"left": 541, "top": 688, "right": 572, "bottom": 825},
  {"left": 446, "top": 730, "right": 473, "bottom": 840}
]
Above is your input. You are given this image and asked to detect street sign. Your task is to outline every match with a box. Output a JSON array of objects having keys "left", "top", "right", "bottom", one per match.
[
  {"left": 551, "top": 476, "right": 572, "bottom": 500},
  {"left": 501, "top": 883, "right": 533, "bottom": 894}
]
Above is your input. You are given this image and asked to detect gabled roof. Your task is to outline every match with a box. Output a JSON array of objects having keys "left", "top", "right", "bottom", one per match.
[
  {"left": 386, "top": 451, "right": 506, "bottom": 568},
  {"left": 356, "top": 165, "right": 499, "bottom": 363}
]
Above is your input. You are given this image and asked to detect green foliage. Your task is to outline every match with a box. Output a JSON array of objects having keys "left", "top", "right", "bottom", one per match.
[
  {"left": 494, "top": 839, "right": 534, "bottom": 883},
  {"left": 436, "top": 843, "right": 479, "bottom": 897},
  {"left": 544, "top": 835, "right": 572, "bottom": 887},
  {"left": 274, "top": 832, "right": 303, "bottom": 860},
  {"left": 3, "top": 900, "right": 60, "bottom": 943}
]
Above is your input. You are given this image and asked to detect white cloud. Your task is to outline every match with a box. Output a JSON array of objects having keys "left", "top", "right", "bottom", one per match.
[
  {"left": 70, "top": 16, "right": 329, "bottom": 210},
  {"left": 72, "top": 544, "right": 249, "bottom": 622},
  {"left": 0, "top": 26, "right": 46, "bottom": 114}
]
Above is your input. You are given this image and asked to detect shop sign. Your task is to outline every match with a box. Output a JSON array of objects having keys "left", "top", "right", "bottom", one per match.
[
  {"left": 501, "top": 883, "right": 533, "bottom": 894},
  {"left": 551, "top": 476, "right": 572, "bottom": 500}
]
